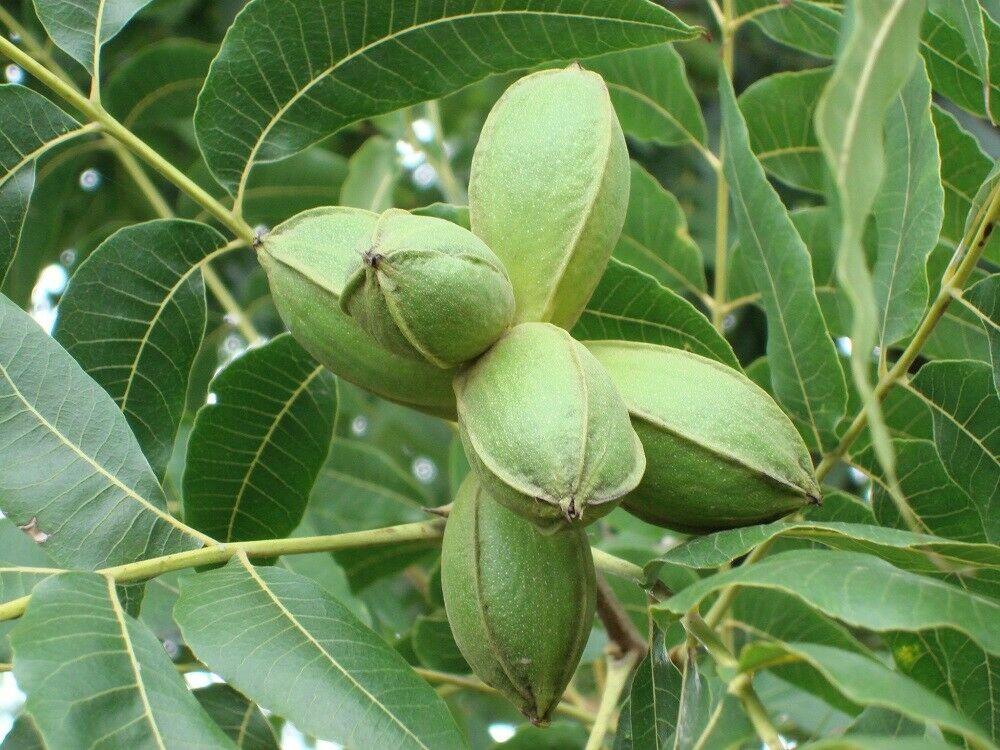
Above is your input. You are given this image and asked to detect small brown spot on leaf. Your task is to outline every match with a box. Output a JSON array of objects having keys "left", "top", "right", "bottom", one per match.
[{"left": 19, "top": 517, "right": 49, "bottom": 543}]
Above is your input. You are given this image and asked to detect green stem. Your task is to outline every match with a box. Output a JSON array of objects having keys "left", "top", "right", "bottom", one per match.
[
  {"left": 584, "top": 651, "right": 638, "bottom": 750},
  {"left": 0, "top": 36, "right": 255, "bottom": 246},
  {"left": 414, "top": 668, "right": 596, "bottom": 726},
  {"left": 423, "top": 100, "right": 467, "bottom": 205},
  {"left": 0, "top": 522, "right": 645, "bottom": 622},
  {"left": 0, "top": 662, "right": 11, "bottom": 673},
  {"left": 711, "top": 0, "right": 735, "bottom": 332},
  {"left": 684, "top": 614, "right": 783, "bottom": 750}
]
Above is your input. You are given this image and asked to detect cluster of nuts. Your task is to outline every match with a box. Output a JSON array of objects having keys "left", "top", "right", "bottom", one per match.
[{"left": 259, "top": 65, "right": 819, "bottom": 723}]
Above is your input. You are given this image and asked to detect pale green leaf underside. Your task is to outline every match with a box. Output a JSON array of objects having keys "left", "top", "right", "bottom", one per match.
[
  {"left": 10, "top": 572, "right": 233, "bottom": 749},
  {"left": 963, "top": 275, "right": 1000, "bottom": 394},
  {"left": 194, "top": 0, "right": 700, "bottom": 197},
  {"left": 654, "top": 549, "right": 1000, "bottom": 656},
  {"left": 0, "top": 293, "right": 206, "bottom": 569},
  {"left": 174, "top": 557, "right": 466, "bottom": 749},
  {"left": 739, "top": 641, "right": 993, "bottom": 748},
  {"left": 647, "top": 520, "right": 999, "bottom": 575},
  {"left": 340, "top": 136, "right": 402, "bottom": 212}
]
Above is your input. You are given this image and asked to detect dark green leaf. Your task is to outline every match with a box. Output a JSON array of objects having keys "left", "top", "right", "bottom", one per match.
[
  {"left": 184, "top": 334, "right": 336, "bottom": 542},
  {"left": 927, "top": 0, "right": 992, "bottom": 121},
  {"left": 10, "top": 572, "right": 233, "bottom": 749},
  {"left": 610, "top": 162, "right": 707, "bottom": 298},
  {"left": 655, "top": 549, "right": 1000, "bottom": 656},
  {"left": 0, "top": 293, "right": 208, "bottom": 567},
  {"left": 739, "top": 67, "right": 830, "bottom": 194},
  {"left": 627, "top": 630, "right": 682, "bottom": 749},
  {"left": 921, "top": 10, "right": 1000, "bottom": 123},
  {"left": 719, "top": 73, "right": 847, "bottom": 450},
  {"left": 907, "top": 359, "right": 999, "bottom": 543},
  {"left": 104, "top": 39, "right": 216, "bottom": 131},
  {"left": 872, "top": 62, "right": 944, "bottom": 350},
  {"left": 574, "top": 258, "right": 739, "bottom": 370},
  {"left": 54, "top": 219, "right": 229, "bottom": 478},
  {"left": 174, "top": 557, "right": 466, "bottom": 749},
  {"left": 412, "top": 612, "right": 469, "bottom": 674},
  {"left": 493, "top": 722, "right": 587, "bottom": 750},
  {"left": 33, "top": 0, "right": 153, "bottom": 74},
  {"left": 741, "top": 0, "right": 842, "bottom": 57},
  {"left": 0, "top": 85, "right": 90, "bottom": 287},
  {"left": 0, "top": 716, "right": 44, "bottom": 750},
  {"left": 964, "top": 275, "right": 1000, "bottom": 394},
  {"left": 340, "top": 136, "right": 402, "bottom": 212},
  {"left": 194, "top": 684, "right": 279, "bottom": 750},
  {"left": 195, "top": 0, "right": 700, "bottom": 198},
  {"left": 931, "top": 107, "right": 994, "bottom": 253},
  {"left": 855, "top": 438, "right": 989, "bottom": 545},
  {"left": 585, "top": 44, "right": 706, "bottom": 148},
  {"left": 890, "top": 630, "right": 999, "bottom": 745}
]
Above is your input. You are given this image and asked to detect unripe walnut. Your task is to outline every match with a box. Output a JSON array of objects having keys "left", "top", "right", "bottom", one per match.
[
  {"left": 469, "top": 64, "right": 629, "bottom": 329},
  {"left": 586, "top": 340, "right": 821, "bottom": 532},
  {"left": 454, "top": 322, "right": 645, "bottom": 532},
  {"left": 340, "top": 208, "right": 515, "bottom": 368},
  {"left": 257, "top": 206, "right": 456, "bottom": 418},
  {"left": 441, "top": 475, "right": 596, "bottom": 724}
]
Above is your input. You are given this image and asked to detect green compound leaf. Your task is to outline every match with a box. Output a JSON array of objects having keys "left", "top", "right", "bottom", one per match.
[
  {"left": 647, "top": 520, "right": 999, "bottom": 576},
  {"left": 574, "top": 258, "right": 739, "bottom": 370},
  {"left": 10, "top": 573, "right": 234, "bottom": 749},
  {"left": 194, "top": 0, "right": 700, "bottom": 199},
  {"left": 654, "top": 549, "right": 1000, "bottom": 656},
  {"left": 719, "top": 72, "right": 847, "bottom": 452},
  {"left": 54, "top": 220, "right": 230, "bottom": 479},
  {"left": 174, "top": 557, "right": 466, "bottom": 750},
  {"left": 184, "top": 334, "right": 336, "bottom": 543},
  {"left": 738, "top": 67, "right": 830, "bottom": 194},
  {"left": 0, "top": 293, "right": 207, "bottom": 569},
  {"left": 33, "top": 0, "right": 153, "bottom": 75},
  {"left": 873, "top": 61, "right": 944, "bottom": 350},
  {"left": 0, "top": 85, "right": 91, "bottom": 289},
  {"left": 738, "top": 641, "right": 994, "bottom": 749},
  {"left": 611, "top": 162, "right": 706, "bottom": 298},
  {"left": 585, "top": 44, "right": 706, "bottom": 148}
]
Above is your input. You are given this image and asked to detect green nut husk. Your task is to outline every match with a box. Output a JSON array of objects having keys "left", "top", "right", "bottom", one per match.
[
  {"left": 257, "top": 206, "right": 456, "bottom": 419},
  {"left": 441, "top": 474, "right": 596, "bottom": 724},
  {"left": 340, "top": 208, "right": 515, "bottom": 368},
  {"left": 454, "top": 322, "right": 646, "bottom": 532},
  {"left": 585, "top": 340, "right": 821, "bottom": 533},
  {"left": 469, "top": 64, "right": 629, "bottom": 329}
]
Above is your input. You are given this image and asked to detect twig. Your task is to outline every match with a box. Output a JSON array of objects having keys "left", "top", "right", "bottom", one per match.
[
  {"left": 710, "top": 0, "right": 736, "bottom": 332},
  {"left": 584, "top": 651, "right": 639, "bottom": 750},
  {"left": 595, "top": 574, "right": 648, "bottom": 659}
]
